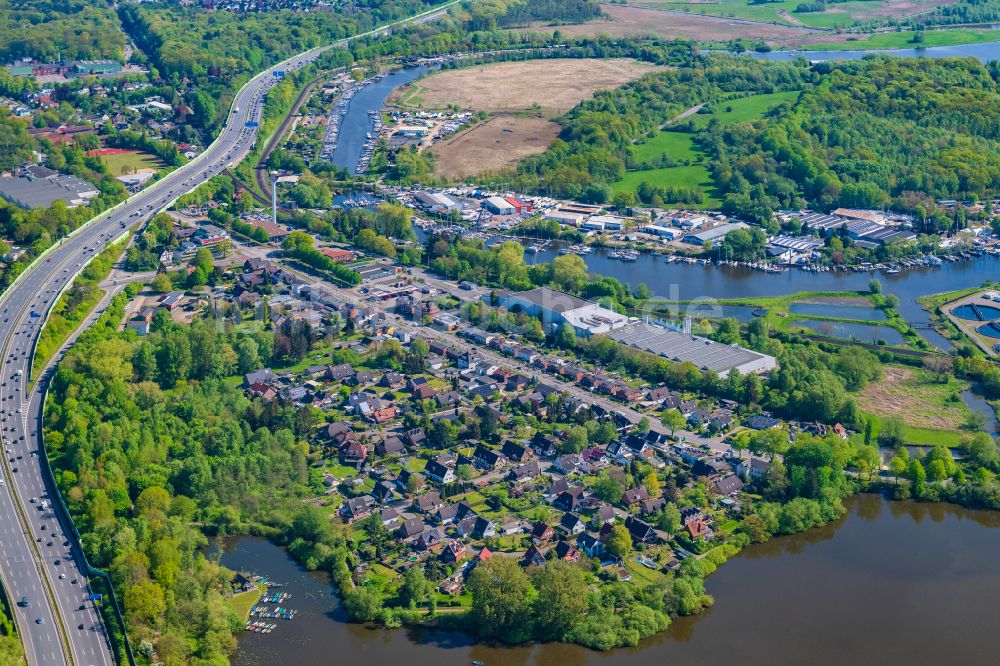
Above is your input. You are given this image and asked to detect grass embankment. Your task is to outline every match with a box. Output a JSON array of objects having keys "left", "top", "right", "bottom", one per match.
[
  {"left": 798, "top": 29, "right": 1000, "bottom": 51},
  {"left": 0, "top": 581, "right": 25, "bottom": 665},
  {"left": 225, "top": 584, "right": 265, "bottom": 622},
  {"left": 32, "top": 236, "right": 130, "bottom": 376},
  {"left": 618, "top": 91, "right": 798, "bottom": 208}
]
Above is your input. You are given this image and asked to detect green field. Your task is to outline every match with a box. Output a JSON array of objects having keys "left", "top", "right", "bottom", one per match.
[
  {"left": 798, "top": 29, "right": 1000, "bottom": 51},
  {"left": 632, "top": 130, "right": 702, "bottom": 163},
  {"left": 613, "top": 165, "right": 721, "bottom": 208},
  {"left": 690, "top": 91, "right": 800, "bottom": 128},
  {"left": 623, "top": 92, "right": 797, "bottom": 206},
  {"left": 98, "top": 150, "right": 165, "bottom": 175}
]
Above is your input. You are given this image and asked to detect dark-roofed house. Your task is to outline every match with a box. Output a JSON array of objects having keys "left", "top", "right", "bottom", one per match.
[
  {"left": 340, "top": 495, "right": 375, "bottom": 523},
  {"left": 424, "top": 456, "right": 455, "bottom": 484},
  {"left": 624, "top": 515, "right": 659, "bottom": 544},
  {"left": 397, "top": 518, "right": 426, "bottom": 540},
  {"left": 472, "top": 516, "right": 497, "bottom": 540},
  {"left": 558, "top": 512, "right": 586, "bottom": 536},
  {"left": 501, "top": 441, "right": 531, "bottom": 463},
  {"left": 711, "top": 474, "right": 745, "bottom": 497},
  {"left": 473, "top": 445, "right": 502, "bottom": 471},
  {"left": 376, "top": 436, "right": 406, "bottom": 457},
  {"left": 554, "top": 541, "right": 580, "bottom": 562},
  {"left": 416, "top": 527, "right": 446, "bottom": 552},
  {"left": 577, "top": 532, "right": 604, "bottom": 558},
  {"left": 443, "top": 540, "right": 467, "bottom": 563},
  {"left": 531, "top": 521, "right": 555, "bottom": 543},
  {"left": 507, "top": 461, "right": 541, "bottom": 484},
  {"left": 623, "top": 486, "right": 650, "bottom": 506},
  {"left": 522, "top": 544, "right": 547, "bottom": 568},
  {"left": 639, "top": 498, "right": 666, "bottom": 516},
  {"left": 405, "top": 427, "right": 426, "bottom": 447},
  {"left": 745, "top": 414, "right": 781, "bottom": 430},
  {"left": 553, "top": 487, "right": 584, "bottom": 512}
]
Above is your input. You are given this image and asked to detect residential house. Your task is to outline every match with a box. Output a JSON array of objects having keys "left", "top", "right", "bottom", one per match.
[
  {"left": 711, "top": 474, "right": 744, "bottom": 497},
  {"left": 340, "top": 495, "right": 375, "bottom": 523},
  {"left": 554, "top": 541, "right": 581, "bottom": 562},
  {"left": 414, "top": 492, "right": 444, "bottom": 514},
  {"left": 424, "top": 456, "right": 456, "bottom": 484},
  {"left": 623, "top": 486, "right": 650, "bottom": 506},
  {"left": 473, "top": 445, "right": 502, "bottom": 471},
  {"left": 507, "top": 461, "right": 541, "bottom": 484},
  {"left": 375, "top": 436, "right": 406, "bottom": 457},
  {"left": 553, "top": 488, "right": 584, "bottom": 512},
  {"left": 397, "top": 518, "right": 427, "bottom": 541},
  {"left": 558, "top": 512, "right": 586, "bottom": 536},
  {"left": 522, "top": 544, "right": 547, "bottom": 568},
  {"left": 531, "top": 521, "right": 555, "bottom": 543},
  {"left": 501, "top": 441, "right": 531, "bottom": 463}
]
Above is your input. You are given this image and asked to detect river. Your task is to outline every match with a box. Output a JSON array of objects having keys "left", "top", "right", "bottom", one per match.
[
  {"left": 756, "top": 37, "right": 1000, "bottom": 63},
  {"left": 331, "top": 64, "right": 434, "bottom": 174},
  {"left": 220, "top": 495, "right": 1000, "bottom": 666}
]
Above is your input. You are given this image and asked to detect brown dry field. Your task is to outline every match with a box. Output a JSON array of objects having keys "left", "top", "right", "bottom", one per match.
[
  {"left": 858, "top": 366, "right": 968, "bottom": 431},
  {"left": 518, "top": 4, "right": 819, "bottom": 44},
  {"left": 430, "top": 115, "right": 559, "bottom": 180},
  {"left": 393, "top": 58, "right": 663, "bottom": 114}
]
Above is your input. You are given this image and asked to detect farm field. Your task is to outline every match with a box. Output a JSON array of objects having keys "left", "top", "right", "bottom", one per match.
[
  {"left": 431, "top": 115, "right": 559, "bottom": 179},
  {"left": 391, "top": 58, "right": 664, "bottom": 114},
  {"left": 89, "top": 148, "right": 164, "bottom": 175},
  {"left": 631, "top": 0, "right": 958, "bottom": 29}
]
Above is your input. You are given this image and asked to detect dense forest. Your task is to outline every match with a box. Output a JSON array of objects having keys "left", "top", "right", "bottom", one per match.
[
  {"left": 0, "top": 0, "right": 125, "bottom": 63},
  {"left": 705, "top": 57, "right": 1000, "bottom": 223},
  {"left": 45, "top": 296, "right": 319, "bottom": 663}
]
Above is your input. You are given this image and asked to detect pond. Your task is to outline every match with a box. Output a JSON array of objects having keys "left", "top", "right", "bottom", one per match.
[
  {"left": 790, "top": 319, "right": 906, "bottom": 346},
  {"left": 220, "top": 495, "right": 1000, "bottom": 666},
  {"left": 788, "top": 301, "right": 887, "bottom": 321}
]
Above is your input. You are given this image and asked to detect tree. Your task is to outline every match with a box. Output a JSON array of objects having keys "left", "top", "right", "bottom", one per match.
[
  {"left": 605, "top": 524, "right": 632, "bottom": 558},
  {"left": 661, "top": 409, "right": 685, "bottom": 436},
  {"left": 643, "top": 472, "right": 661, "bottom": 498},
  {"left": 556, "top": 322, "right": 577, "bottom": 349},
  {"left": 593, "top": 473, "right": 624, "bottom": 504},
  {"left": 151, "top": 272, "right": 172, "bottom": 292},
  {"left": 551, "top": 254, "right": 587, "bottom": 292},
  {"left": 854, "top": 444, "right": 880, "bottom": 481},
  {"left": 531, "top": 560, "right": 588, "bottom": 641},
  {"left": 562, "top": 425, "right": 589, "bottom": 454},
  {"left": 868, "top": 278, "right": 882, "bottom": 294},
  {"left": 193, "top": 247, "right": 214, "bottom": 273},
  {"left": 399, "top": 565, "right": 430, "bottom": 608},
  {"left": 878, "top": 417, "right": 904, "bottom": 447},
  {"left": 908, "top": 459, "right": 927, "bottom": 495},
  {"left": 466, "top": 556, "right": 534, "bottom": 642}
]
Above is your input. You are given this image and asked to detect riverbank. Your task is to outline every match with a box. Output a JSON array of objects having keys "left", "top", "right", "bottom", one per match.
[{"left": 220, "top": 494, "right": 1000, "bottom": 666}]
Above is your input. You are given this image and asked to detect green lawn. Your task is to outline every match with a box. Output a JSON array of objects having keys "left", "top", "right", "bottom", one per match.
[
  {"left": 798, "top": 29, "right": 1000, "bottom": 51},
  {"left": 612, "top": 165, "right": 721, "bottom": 208},
  {"left": 98, "top": 150, "right": 165, "bottom": 175},
  {"left": 691, "top": 91, "right": 800, "bottom": 128},
  {"left": 633, "top": 131, "right": 702, "bottom": 163},
  {"left": 225, "top": 586, "right": 263, "bottom": 622}
]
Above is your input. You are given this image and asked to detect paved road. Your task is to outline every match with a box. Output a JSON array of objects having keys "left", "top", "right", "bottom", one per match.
[{"left": 0, "top": 3, "right": 461, "bottom": 663}]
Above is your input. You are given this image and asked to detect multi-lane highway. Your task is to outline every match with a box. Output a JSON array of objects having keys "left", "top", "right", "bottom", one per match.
[
  {"left": 0, "top": 3, "right": 458, "bottom": 663},
  {"left": 0, "top": 48, "right": 309, "bottom": 666}
]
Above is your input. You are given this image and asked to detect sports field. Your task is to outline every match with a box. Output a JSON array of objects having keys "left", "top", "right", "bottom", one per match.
[{"left": 89, "top": 148, "right": 164, "bottom": 175}]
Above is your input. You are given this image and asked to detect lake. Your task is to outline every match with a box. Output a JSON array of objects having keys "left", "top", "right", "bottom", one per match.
[
  {"left": 222, "top": 495, "right": 1000, "bottom": 666},
  {"left": 756, "top": 39, "right": 1000, "bottom": 63}
]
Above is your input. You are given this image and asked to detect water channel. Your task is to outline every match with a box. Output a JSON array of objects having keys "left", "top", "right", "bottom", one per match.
[{"left": 223, "top": 495, "right": 1000, "bottom": 665}]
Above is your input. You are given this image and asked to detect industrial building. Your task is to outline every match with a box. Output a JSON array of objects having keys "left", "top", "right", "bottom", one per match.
[
  {"left": 683, "top": 221, "right": 750, "bottom": 246},
  {"left": 498, "top": 287, "right": 631, "bottom": 337},
  {"left": 412, "top": 190, "right": 461, "bottom": 212},
  {"left": 0, "top": 166, "right": 99, "bottom": 209},
  {"left": 483, "top": 196, "right": 516, "bottom": 215},
  {"left": 607, "top": 321, "right": 777, "bottom": 378}
]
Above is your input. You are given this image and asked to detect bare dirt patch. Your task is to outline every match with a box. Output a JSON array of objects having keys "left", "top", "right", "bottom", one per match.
[
  {"left": 430, "top": 115, "right": 559, "bottom": 180},
  {"left": 392, "top": 58, "right": 663, "bottom": 114},
  {"left": 859, "top": 366, "right": 969, "bottom": 431},
  {"left": 518, "top": 4, "right": 819, "bottom": 44}
]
